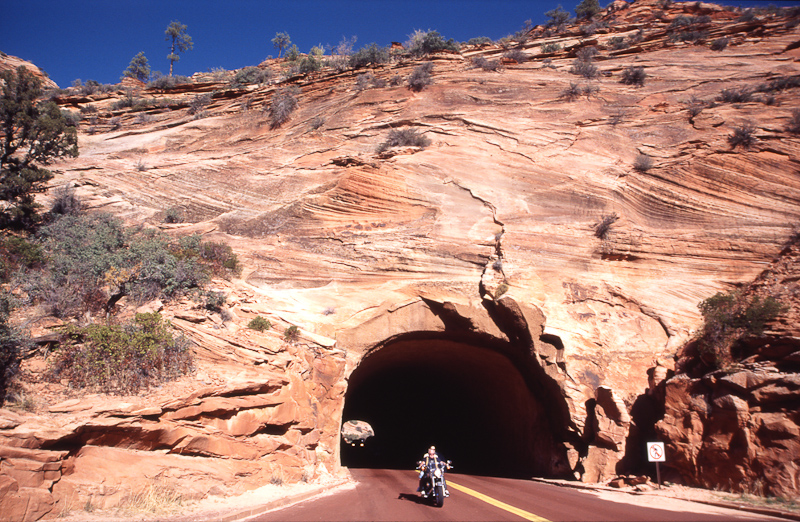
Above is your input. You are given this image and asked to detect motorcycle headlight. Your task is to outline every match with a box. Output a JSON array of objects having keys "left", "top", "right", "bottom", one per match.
[{"left": 434, "top": 469, "right": 442, "bottom": 478}]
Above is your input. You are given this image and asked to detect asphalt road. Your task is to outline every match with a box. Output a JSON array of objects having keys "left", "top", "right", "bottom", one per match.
[{"left": 252, "top": 468, "right": 784, "bottom": 521}]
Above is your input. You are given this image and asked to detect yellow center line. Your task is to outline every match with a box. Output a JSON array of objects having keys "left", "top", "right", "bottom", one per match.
[{"left": 447, "top": 479, "right": 551, "bottom": 522}]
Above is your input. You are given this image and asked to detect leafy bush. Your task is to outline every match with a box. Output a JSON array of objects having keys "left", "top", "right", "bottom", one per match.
[
  {"left": 348, "top": 43, "right": 390, "bottom": 69},
  {"left": 248, "top": 316, "right": 272, "bottom": 332},
  {"left": 408, "top": 62, "right": 434, "bottom": 92},
  {"left": 230, "top": 67, "right": 272, "bottom": 88},
  {"left": 0, "top": 292, "right": 31, "bottom": 405},
  {"left": 669, "top": 30, "right": 708, "bottom": 43},
  {"left": 49, "top": 312, "right": 193, "bottom": 394},
  {"left": 670, "top": 15, "right": 711, "bottom": 29},
  {"left": 695, "top": 291, "right": 788, "bottom": 369},
  {"left": 620, "top": 66, "right": 646, "bottom": 86},
  {"left": 545, "top": 5, "right": 571, "bottom": 28},
  {"left": 576, "top": 46, "right": 598, "bottom": 62},
  {"left": 728, "top": 123, "right": 756, "bottom": 149},
  {"left": 541, "top": 42, "right": 563, "bottom": 53},
  {"left": 466, "top": 37, "right": 493, "bottom": 46},
  {"left": 297, "top": 55, "right": 321, "bottom": 74},
  {"left": 0, "top": 235, "right": 44, "bottom": 282},
  {"left": 188, "top": 93, "right": 212, "bottom": 116},
  {"left": 609, "top": 36, "right": 627, "bottom": 50},
  {"left": 376, "top": 128, "right": 431, "bottom": 153},
  {"left": 146, "top": 75, "right": 191, "bottom": 91},
  {"left": 203, "top": 290, "right": 225, "bottom": 312},
  {"left": 163, "top": 206, "right": 184, "bottom": 224},
  {"left": 268, "top": 86, "right": 299, "bottom": 128},
  {"left": 575, "top": 0, "right": 600, "bottom": 20},
  {"left": 284, "top": 325, "right": 299, "bottom": 342},
  {"left": 26, "top": 214, "right": 238, "bottom": 317},
  {"left": 198, "top": 240, "right": 241, "bottom": 278},
  {"left": 570, "top": 59, "right": 598, "bottom": 79},
  {"left": 406, "top": 30, "right": 459, "bottom": 57}
]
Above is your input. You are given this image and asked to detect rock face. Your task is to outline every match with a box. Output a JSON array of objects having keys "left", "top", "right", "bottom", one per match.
[
  {"left": 656, "top": 240, "right": 800, "bottom": 498},
  {"left": 3, "top": 0, "right": 800, "bottom": 519},
  {"left": 0, "top": 53, "right": 59, "bottom": 89}
]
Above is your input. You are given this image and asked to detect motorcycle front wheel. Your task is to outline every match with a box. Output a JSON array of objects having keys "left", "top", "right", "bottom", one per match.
[{"left": 434, "top": 485, "right": 444, "bottom": 507}]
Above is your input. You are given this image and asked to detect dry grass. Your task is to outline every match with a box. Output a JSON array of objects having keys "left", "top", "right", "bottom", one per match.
[{"left": 118, "top": 479, "right": 184, "bottom": 515}]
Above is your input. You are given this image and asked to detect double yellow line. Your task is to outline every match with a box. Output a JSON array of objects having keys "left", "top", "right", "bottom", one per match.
[{"left": 441, "top": 478, "right": 551, "bottom": 522}]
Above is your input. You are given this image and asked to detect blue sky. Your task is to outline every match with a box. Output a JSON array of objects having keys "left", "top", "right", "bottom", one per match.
[{"left": 0, "top": 0, "right": 792, "bottom": 88}]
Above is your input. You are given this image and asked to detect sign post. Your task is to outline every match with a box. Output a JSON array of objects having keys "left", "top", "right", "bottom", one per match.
[{"left": 646, "top": 442, "right": 665, "bottom": 489}]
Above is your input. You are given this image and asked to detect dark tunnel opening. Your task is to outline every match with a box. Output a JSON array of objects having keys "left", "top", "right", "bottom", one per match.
[{"left": 340, "top": 335, "right": 565, "bottom": 478}]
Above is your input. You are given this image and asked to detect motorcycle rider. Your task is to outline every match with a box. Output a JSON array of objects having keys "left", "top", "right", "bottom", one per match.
[{"left": 417, "top": 445, "right": 450, "bottom": 497}]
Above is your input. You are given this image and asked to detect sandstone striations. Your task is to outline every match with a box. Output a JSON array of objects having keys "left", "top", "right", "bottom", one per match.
[{"left": 2, "top": 0, "right": 800, "bottom": 519}]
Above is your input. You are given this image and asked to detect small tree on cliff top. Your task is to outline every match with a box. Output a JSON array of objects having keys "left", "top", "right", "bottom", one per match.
[
  {"left": 165, "top": 20, "right": 193, "bottom": 76},
  {"left": 0, "top": 66, "right": 78, "bottom": 229},
  {"left": 122, "top": 52, "right": 151, "bottom": 82}
]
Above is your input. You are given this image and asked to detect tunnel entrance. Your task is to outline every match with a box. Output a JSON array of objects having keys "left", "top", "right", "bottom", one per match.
[{"left": 341, "top": 334, "right": 565, "bottom": 478}]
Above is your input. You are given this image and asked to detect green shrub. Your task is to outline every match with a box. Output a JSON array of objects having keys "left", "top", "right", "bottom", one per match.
[
  {"left": 0, "top": 235, "right": 44, "bottom": 281},
  {"left": 406, "top": 30, "right": 459, "bottom": 57},
  {"left": 466, "top": 37, "right": 493, "bottom": 46},
  {"left": 377, "top": 128, "right": 431, "bottom": 153},
  {"left": 570, "top": 59, "right": 598, "bottom": 79},
  {"left": 541, "top": 42, "right": 563, "bottom": 53},
  {"left": 147, "top": 75, "right": 191, "bottom": 91},
  {"left": 348, "top": 43, "right": 390, "bottom": 69},
  {"left": 229, "top": 67, "right": 272, "bottom": 88},
  {"left": 696, "top": 291, "right": 788, "bottom": 369},
  {"left": 545, "top": 5, "right": 571, "bottom": 28},
  {"left": 188, "top": 93, "right": 212, "bottom": 116},
  {"left": 284, "top": 325, "right": 299, "bottom": 342},
  {"left": 408, "top": 62, "right": 434, "bottom": 91},
  {"left": 0, "top": 292, "right": 32, "bottom": 405},
  {"left": 575, "top": 0, "right": 600, "bottom": 20},
  {"left": 248, "top": 316, "right": 272, "bottom": 332},
  {"left": 609, "top": 36, "right": 627, "bottom": 50},
  {"left": 203, "top": 290, "right": 225, "bottom": 312},
  {"left": 26, "top": 214, "right": 238, "bottom": 317},
  {"left": 49, "top": 312, "right": 193, "bottom": 394},
  {"left": 297, "top": 55, "right": 321, "bottom": 74}
]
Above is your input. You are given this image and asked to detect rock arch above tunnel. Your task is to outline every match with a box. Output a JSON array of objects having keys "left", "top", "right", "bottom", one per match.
[{"left": 337, "top": 296, "right": 577, "bottom": 478}]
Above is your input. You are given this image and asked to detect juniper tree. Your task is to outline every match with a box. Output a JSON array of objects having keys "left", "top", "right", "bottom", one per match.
[
  {"left": 0, "top": 67, "right": 78, "bottom": 229},
  {"left": 122, "top": 52, "right": 151, "bottom": 82}
]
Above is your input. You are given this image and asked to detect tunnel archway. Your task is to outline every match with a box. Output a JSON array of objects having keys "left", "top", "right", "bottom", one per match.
[{"left": 340, "top": 331, "right": 570, "bottom": 478}]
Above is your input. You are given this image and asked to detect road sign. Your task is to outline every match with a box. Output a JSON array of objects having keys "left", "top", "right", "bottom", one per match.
[{"left": 647, "top": 442, "right": 665, "bottom": 462}]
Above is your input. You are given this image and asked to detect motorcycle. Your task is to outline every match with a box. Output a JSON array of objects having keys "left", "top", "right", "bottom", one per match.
[{"left": 417, "top": 459, "right": 452, "bottom": 507}]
